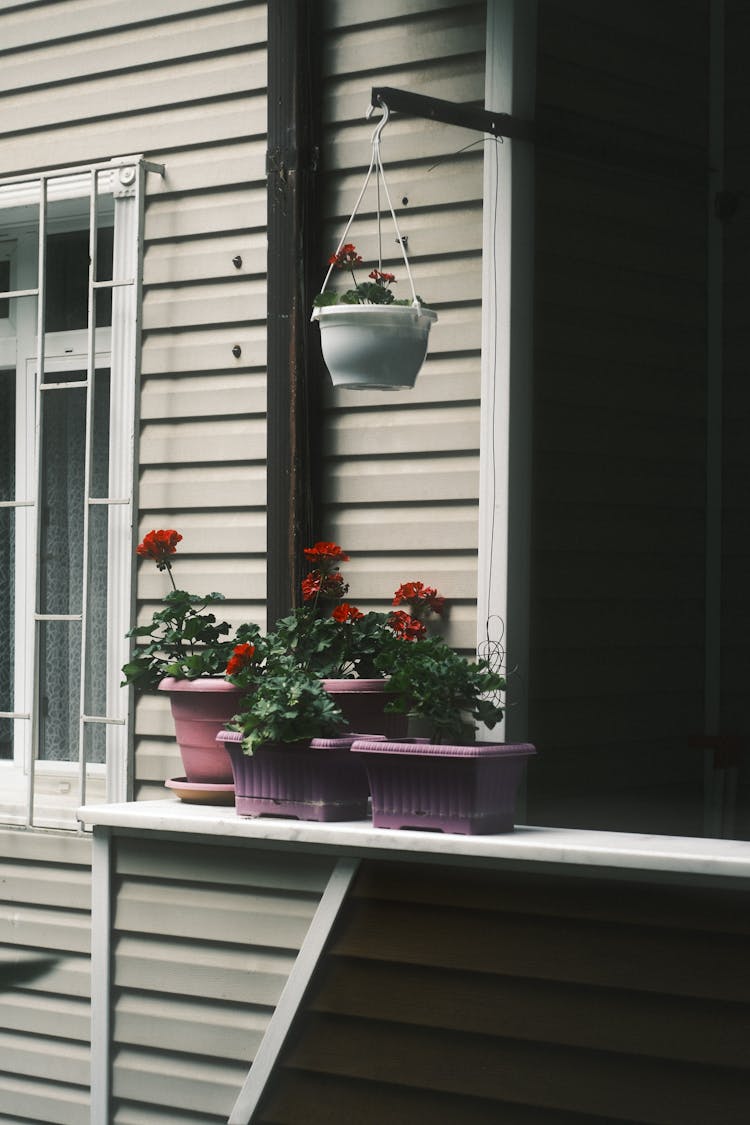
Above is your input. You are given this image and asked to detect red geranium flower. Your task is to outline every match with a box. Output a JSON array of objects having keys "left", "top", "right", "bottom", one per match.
[
  {"left": 388, "top": 610, "right": 426, "bottom": 642},
  {"left": 136, "top": 529, "right": 182, "bottom": 571},
  {"left": 302, "top": 571, "right": 348, "bottom": 602},
  {"left": 329, "top": 243, "right": 362, "bottom": 269},
  {"left": 392, "top": 581, "right": 445, "bottom": 617},
  {"left": 332, "top": 603, "right": 364, "bottom": 623},
  {"left": 369, "top": 269, "right": 396, "bottom": 286},
  {"left": 226, "top": 642, "right": 256, "bottom": 676},
  {"left": 303, "top": 541, "right": 350, "bottom": 566}
]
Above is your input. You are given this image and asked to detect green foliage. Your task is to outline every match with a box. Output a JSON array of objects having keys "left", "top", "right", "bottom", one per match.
[
  {"left": 227, "top": 657, "right": 346, "bottom": 755},
  {"left": 262, "top": 608, "right": 397, "bottom": 680},
  {"left": 121, "top": 591, "right": 260, "bottom": 691},
  {"left": 385, "top": 636, "right": 506, "bottom": 744}
]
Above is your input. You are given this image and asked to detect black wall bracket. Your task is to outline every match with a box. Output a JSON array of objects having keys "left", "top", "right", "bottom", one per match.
[{"left": 370, "top": 85, "right": 535, "bottom": 142}]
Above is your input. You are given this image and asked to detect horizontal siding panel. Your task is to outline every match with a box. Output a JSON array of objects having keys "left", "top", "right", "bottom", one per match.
[
  {"left": 320, "top": 204, "right": 483, "bottom": 262},
  {"left": 327, "top": 117, "right": 481, "bottom": 173},
  {"left": 0, "top": 904, "right": 90, "bottom": 954},
  {"left": 132, "top": 740, "right": 182, "bottom": 786},
  {"left": 142, "top": 280, "right": 265, "bottom": 331},
  {"left": 0, "top": 98, "right": 265, "bottom": 178},
  {"left": 146, "top": 140, "right": 266, "bottom": 197},
  {"left": 0, "top": 860, "right": 90, "bottom": 910},
  {"left": 139, "top": 418, "right": 266, "bottom": 465},
  {"left": 145, "top": 188, "right": 266, "bottom": 243},
  {"left": 112, "top": 1048, "right": 246, "bottom": 1121},
  {"left": 319, "top": 555, "right": 478, "bottom": 601},
  {"left": 323, "top": 6, "right": 485, "bottom": 75},
  {"left": 0, "top": 828, "right": 91, "bottom": 865},
  {"left": 311, "top": 957, "right": 750, "bottom": 1069},
  {"left": 135, "top": 556, "right": 266, "bottom": 599},
  {"left": 11, "top": 952, "right": 92, "bottom": 1000},
  {"left": 325, "top": 405, "right": 479, "bottom": 457},
  {"left": 140, "top": 325, "right": 266, "bottom": 376},
  {"left": 0, "top": 993, "right": 90, "bottom": 1042},
  {"left": 114, "top": 934, "right": 297, "bottom": 1006},
  {"left": 0, "top": 1074, "right": 88, "bottom": 1125},
  {"left": 0, "top": 0, "right": 251, "bottom": 53},
  {"left": 0, "top": 55, "right": 264, "bottom": 138},
  {"left": 0, "top": 1030, "right": 88, "bottom": 1086},
  {"left": 140, "top": 373, "right": 266, "bottom": 421},
  {"left": 115, "top": 880, "right": 318, "bottom": 949},
  {"left": 327, "top": 505, "right": 478, "bottom": 550},
  {"left": 327, "top": 155, "right": 484, "bottom": 223},
  {"left": 279, "top": 1014, "right": 750, "bottom": 1125},
  {"left": 113, "top": 992, "right": 268, "bottom": 1059},
  {"left": 116, "top": 837, "right": 333, "bottom": 893},
  {"left": 135, "top": 513, "right": 265, "bottom": 555},
  {"left": 139, "top": 464, "right": 267, "bottom": 509},
  {"left": 321, "top": 0, "right": 476, "bottom": 28},
  {"left": 0, "top": 7, "right": 265, "bottom": 95},
  {"left": 144, "top": 231, "right": 266, "bottom": 285},
  {"left": 326, "top": 455, "right": 479, "bottom": 504}
]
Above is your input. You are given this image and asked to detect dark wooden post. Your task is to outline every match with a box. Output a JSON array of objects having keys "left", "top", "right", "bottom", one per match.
[{"left": 266, "top": 0, "right": 322, "bottom": 624}]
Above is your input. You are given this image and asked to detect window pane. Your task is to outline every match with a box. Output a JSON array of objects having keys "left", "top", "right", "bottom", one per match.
[
  {"left": 84, "top": 504, "right": 109, "bottom": 767},
  {"left": 39, "top": 386, "right": 86, "bottom": 615},
  {"left": 38, "top": 620, "right": 81, "bottom": 762},
  {"left": 45, "top": 227, "right": 113, "bottom": 332}
]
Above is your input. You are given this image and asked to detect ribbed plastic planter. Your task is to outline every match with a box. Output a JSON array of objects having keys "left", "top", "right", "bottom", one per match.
[
  {"left": 322, "top": 678, "right": 408, "bottom": 739},
  {"left": 217, "top": 731, "right": 372, "bottom": 821},
  {"left": 158, "top": 677, "right": 244, "bottom": 784},
  {"left": 351, "top": 739, "right": 536, "bottom": 835}
]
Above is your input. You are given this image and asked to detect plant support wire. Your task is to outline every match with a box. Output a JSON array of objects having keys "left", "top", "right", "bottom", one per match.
[{"left": 316, "top": 100, "right": 420, "bottom": 307}]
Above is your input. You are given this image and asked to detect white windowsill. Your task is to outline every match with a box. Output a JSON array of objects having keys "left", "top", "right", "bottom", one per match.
[{"left": 78, "top": 798, "right": 750, "bottom": 883}]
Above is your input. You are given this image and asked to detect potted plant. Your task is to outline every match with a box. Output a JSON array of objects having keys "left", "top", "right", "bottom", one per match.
[
  {"left": 352, "top": 636, "right": 535, "bottom": 835},
  {"left": 218, "top": 656, "right": 370, "bottom": 821},
  {"left": 267, "top": 541, "right": 446, "bottom": 737},
  {"left": 121, "top": 529, "right": 259, "bottom": 789},
  {"left": 311, "top": 244, "right": 437, "bottom": 389}
]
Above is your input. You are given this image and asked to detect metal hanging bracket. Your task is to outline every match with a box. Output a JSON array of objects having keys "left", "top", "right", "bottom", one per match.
[{"left": 370, "top": 86, "right": 535, "bottom": 142}]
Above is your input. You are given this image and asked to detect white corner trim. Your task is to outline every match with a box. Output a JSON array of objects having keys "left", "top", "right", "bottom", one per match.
[
  {"left": 89, "top": 830, "right": 113, "bottom": 1125},
  {"left": 477, "top": 0, "right": 537, "bottom": 743},
  {"left": 228, "top": 856, "right": 360, "bottom": 1124}
]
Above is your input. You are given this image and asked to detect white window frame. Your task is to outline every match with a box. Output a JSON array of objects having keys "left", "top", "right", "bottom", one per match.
[{"left": 0, "top": 156, "right": 162, "bottom": 829}]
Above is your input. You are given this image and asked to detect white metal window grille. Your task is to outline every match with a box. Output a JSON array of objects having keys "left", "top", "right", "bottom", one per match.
[{"left": 0, "top": 156, "right": 163, "bottom": 829}]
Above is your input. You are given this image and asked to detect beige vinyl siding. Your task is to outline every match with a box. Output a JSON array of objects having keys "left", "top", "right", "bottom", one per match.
[
  {"left": 526, "top": 1, "right": 710, "bottom": 834},
  {"left": 0, "top": 829, "right": 92, "bottom": 1125},
  {"left": 255, "top": 859, "right": 750, "bottom": 1124},
  {"left": 110, "top": 837, "right": 334, "bottom": 1123},
  {"left": 317, "top": 2, "right": 486, "bottom": 652},
  {"left": 0, "top": 0, "right": 268, "bottom": 797}
]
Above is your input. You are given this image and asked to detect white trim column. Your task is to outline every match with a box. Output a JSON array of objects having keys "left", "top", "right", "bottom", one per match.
[{"left": 477, "top": 0, "right": 537, "bottom": 742}]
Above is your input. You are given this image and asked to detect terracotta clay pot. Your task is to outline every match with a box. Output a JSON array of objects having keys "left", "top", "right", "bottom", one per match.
[{"left": 159, "top": 677, "right": 245, "bottom": 784}]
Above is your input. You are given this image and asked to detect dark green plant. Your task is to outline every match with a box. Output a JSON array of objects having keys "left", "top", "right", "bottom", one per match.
[
  {"left": 227, "top": 656, "right": 347, "bottom": 755},
  {"left": 385, "top": 635, "right": 506, "bottom": 745}
]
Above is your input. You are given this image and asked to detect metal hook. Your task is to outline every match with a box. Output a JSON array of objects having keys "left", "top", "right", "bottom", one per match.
[{"left": 366, "top": 99, "right": 390, "bottom": 145}]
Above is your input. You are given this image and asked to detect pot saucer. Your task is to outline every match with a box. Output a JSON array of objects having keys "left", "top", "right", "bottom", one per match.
[{"left": 165, "top": 777, "right": 235, "bottom": 806}]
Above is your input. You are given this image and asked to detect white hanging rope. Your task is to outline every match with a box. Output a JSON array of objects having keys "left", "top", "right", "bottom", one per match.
[{"left": 317, "top": 100, "right": 421, "bottom": 308}]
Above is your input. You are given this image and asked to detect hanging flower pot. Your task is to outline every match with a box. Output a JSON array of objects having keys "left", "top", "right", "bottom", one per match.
[
  {"left": 311, "top": 303, "right": 437, "bottom": 390},
  {"left": 311, "top": 103, "right": 437, "bottom": 390}
]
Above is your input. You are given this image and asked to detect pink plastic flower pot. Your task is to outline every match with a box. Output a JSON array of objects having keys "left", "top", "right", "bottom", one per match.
[
  {"left": 217, "top": 731, "right": 372, "bottom": 821},
  {"left": 351, "top": 738, "right": 536, "bottom": 835},
  {"left": 322, "top": 678, "right": 408, "bottom": 739},
  {"left": 159, "top": 677, "right": 245, "bottom": 784}
]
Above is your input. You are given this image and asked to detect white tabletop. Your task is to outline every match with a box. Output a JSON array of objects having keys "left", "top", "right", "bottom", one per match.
[{"left": 78, "top": 798, "right": 750, "bottom": 882}]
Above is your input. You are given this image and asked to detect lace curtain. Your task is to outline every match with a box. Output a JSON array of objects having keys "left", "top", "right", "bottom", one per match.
[{"left": 38, "top": 372, "right": 110, "bottom": 763}]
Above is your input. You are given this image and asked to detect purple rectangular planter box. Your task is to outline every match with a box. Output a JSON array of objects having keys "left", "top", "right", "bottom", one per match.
[
  {"left": 217, "top": 731, "right": 371, "bottom": 822},
  {"left": 351, "top": 739, "right": 536, "bottom": 835}
]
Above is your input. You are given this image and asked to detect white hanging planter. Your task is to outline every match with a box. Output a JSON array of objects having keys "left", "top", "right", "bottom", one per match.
[
  {"left": 311, "top": 302, "right": 437, "bottom": 390},
  {"left": 312, "top": 100, "right": 437, "bottom": 391}
]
